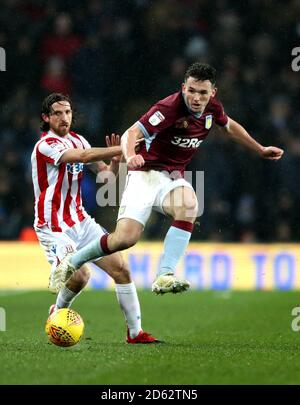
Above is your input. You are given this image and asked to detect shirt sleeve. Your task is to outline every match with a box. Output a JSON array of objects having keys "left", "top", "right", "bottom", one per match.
[
  {"left": 38, "top": 139, "right": 69, "bottom": 166},
  {"left": 138, "top": 102, "right": 176, "bottom": 138},
  {"left": 214, "top": 101, "right": 229, "bottom": 127}
]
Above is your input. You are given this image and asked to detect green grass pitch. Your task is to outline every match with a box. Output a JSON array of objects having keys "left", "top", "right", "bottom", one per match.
[{"left": 1, "top": 289, "right": 300, "bottom": 385}]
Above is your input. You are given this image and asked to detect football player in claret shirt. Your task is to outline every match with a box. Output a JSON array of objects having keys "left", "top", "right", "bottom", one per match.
[
  {"left": 32, "top": 93, "right": 160, "bottom": 343},
  {"left": 55, "top": 62, "right": 284, "bottom": 295}
]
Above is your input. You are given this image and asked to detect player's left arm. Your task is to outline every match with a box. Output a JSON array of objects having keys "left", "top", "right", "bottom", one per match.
[{"left": 219, "top": 117, "right": 284, "bottom": 160}]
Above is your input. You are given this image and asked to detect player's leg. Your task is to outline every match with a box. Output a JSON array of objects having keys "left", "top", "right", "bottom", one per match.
[
  {"left": 152, "top": 185, "right": 198, "bottom": 294},
  {"left": 35, "top": 227, "right": 90, "bottom": 310},
  {"left": 160, "top": 185, "right": 197, "bottom": 274},
  {"left": 51, "top": 216, "right": 159, "bottom": 342},
  {"left": 94, "top": 253, "right": 141, "bottom": 338},
  {"left": 93, "top": 253, "right": 161, "bottom": 343},
  {"left": 62, "top": 218, "right": 143, "bottom": 272},
  {"left": 55, "top": 171, "right": 154, "bottom": 285},
  {"left": 35, "top": 227, "right": 75, "bottom": 294},
  {"left": 54, "top": 264, "right": 91, "bottom": 311}
]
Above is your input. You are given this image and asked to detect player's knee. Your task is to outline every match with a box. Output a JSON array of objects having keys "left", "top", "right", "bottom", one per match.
[
  {"left": 174, "top": 199, "right": 198, "bottom": 221},
  {"left": 114, "top": 230, "right": 140, "bottom": 250},
  {"left": 184, "top": 199, "right": 198, "bottom": 219}
]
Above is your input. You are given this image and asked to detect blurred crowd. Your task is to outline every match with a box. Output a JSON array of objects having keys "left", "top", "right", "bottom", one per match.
[{"left": 0, "top": 0, "right": 300, "bottom": 242}]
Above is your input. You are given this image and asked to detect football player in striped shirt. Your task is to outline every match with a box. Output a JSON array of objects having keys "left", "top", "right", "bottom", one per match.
[{"left": 32, "top": 93, "right": 160, "bottom": 343}]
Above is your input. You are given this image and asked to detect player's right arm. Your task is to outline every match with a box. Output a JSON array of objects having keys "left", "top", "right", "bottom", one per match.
[
  {"left": 121, "top": 123, "right": 145, "bottom": 169},
  {"left": 58, "top": 145, "right": 122, "bottom": 164},
  {"left": 121, "top": 96, "right": 177, "bottom": 169}
]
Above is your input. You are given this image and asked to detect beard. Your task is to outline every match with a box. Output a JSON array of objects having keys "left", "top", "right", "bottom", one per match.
[{"left": 54, "top": 124, "right": 70, "bottom": 136}]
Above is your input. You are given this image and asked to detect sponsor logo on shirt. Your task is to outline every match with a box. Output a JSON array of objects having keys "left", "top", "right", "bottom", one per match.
[
  {"left": 171, "top": 136, "right": 203, "bottom": 148},
  {"left": 67, "top": 162, "right": 84, "bottom": 174},
  {"left": 205, "top": 114, "right": 213, "bottom": 129},
  {"left": 149, "top": 111, "right": 165, "bottom": 126}
]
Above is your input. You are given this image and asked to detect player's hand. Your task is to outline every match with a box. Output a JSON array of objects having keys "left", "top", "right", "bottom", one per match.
[
  {"left": 261, "top": 146, "right": 284, "bottom": 160},
  {"left": 106, "top": 133, "right": 122, "bottom": 162},
  {"left": 106, "top": 133, "right": 120, "bottom": 147},
  {"left": 127, "top": 154, "right": 145, "bottom": 169}
]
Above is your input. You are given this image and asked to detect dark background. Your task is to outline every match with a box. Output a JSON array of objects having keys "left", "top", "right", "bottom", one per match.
[{"left": 0, "top": 0, "right": 299, "bottom": 242}]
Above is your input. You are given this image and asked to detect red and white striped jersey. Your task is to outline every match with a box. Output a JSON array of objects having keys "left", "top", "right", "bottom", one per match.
[{"left": 31, "top": 130, "right": 91, "bottom": 232}]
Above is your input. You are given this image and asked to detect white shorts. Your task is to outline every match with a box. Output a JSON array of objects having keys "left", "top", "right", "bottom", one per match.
[
  {"left": 35, "top": 216, "right": 106, "bottom": 269},
  {"left": 117, "top": 170, "right": 193, "bottom": 226}
]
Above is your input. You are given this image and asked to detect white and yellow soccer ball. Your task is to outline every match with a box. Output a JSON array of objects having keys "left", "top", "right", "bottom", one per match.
[{"left": 45, "top": 308, "right": 84, "bottom": 347}]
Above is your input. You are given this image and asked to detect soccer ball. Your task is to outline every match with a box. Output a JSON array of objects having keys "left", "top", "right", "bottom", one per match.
[{"left": 45, "top": 308, "right": 84, "bottom": 347}]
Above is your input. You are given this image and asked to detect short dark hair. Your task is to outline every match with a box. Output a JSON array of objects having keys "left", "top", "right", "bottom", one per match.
[
  {"left": 40, "top": 93, "right": 75, "bottom": 131},
  {"left": 184, "top": 62, "right": 217, "bottom": 86}
]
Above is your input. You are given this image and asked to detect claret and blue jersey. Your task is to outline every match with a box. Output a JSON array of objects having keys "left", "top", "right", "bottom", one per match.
[{"left": 136, "top": 91, "right": 228, "bottom": 176}]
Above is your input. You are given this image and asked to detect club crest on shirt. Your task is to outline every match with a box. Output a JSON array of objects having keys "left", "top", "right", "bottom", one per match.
[
  {"left": 205, "top": 114, "right": 212, "bottom": 129},
  {"left": 149, "top": 111, "right": 165, "bottom": 126}
]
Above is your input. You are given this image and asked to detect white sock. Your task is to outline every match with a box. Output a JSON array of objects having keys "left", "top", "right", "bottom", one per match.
[
  {"left": 70, "top": 235, "right": 109, "bottom": 269},
  {"left": 56, "top": 286, "right": 78, "bottom": 309},
  {"left": 115, "top": 282, "right": 141, "bottom": 338},
  {"left": 158, "top": 226, "right": 192, "bottom": 276}
]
